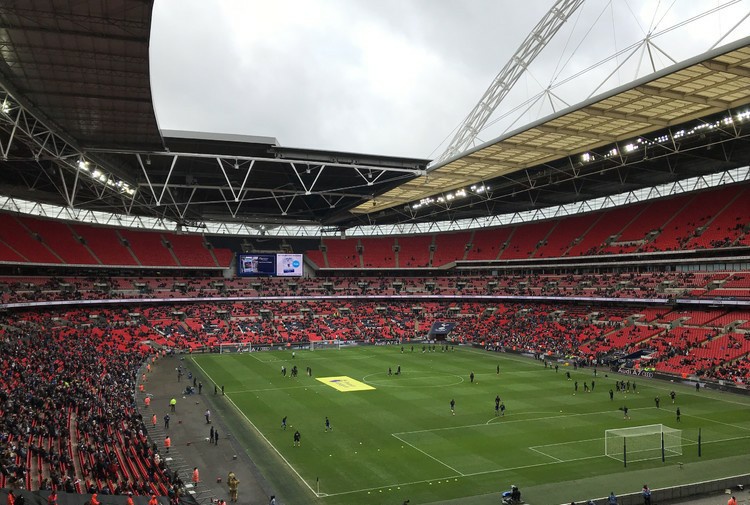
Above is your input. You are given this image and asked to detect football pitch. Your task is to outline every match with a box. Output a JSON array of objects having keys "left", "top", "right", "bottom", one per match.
[{"left": 191, "top": 347, "right": 750, "bottom": 505}]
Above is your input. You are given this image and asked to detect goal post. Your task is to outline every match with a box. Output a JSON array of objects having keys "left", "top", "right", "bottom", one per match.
[
  {"left": 605, "top": 424, "right": 682, "bottom": 463},
  {"left": 310, "top": 339, "right": 342, "bottom": 351}
]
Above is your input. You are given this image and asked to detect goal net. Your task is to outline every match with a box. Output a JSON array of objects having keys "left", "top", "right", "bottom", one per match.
[
  {"left": 605, "top": 424, "right": 682, "bottom": 462},
  {"left": 310, "top": 339, "right": 342, "bottom": 351}
]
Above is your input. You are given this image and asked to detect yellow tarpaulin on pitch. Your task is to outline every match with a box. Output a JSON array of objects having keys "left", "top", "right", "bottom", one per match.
[{"left": 316, "top": 376, "right": 375, "bottom": 392}]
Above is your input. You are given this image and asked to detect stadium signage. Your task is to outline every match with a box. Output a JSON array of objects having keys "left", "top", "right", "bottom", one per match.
[{"left": 617, "top": 368, "right": 654, "bottom": 378}]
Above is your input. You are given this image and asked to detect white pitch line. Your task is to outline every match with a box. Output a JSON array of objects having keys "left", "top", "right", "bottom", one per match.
[
  {"left": 191, "top": 359, "right": 318, "bottom": 497},
  {"left": 230, "top": 384, "right": 328, "bottom": 394},
  {"left": 391, "top": 433, "right": 465, "bottom": 476},
  {"left": 682, "top": 412, "right": 750, "bottom": 432},
  {"left": 528, "top": 446, "right": 563, "bottom": 462}
]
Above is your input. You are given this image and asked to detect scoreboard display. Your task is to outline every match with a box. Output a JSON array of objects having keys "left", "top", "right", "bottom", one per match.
[{"left": 237, "top": 253, "right": 303, "bottom": 277}]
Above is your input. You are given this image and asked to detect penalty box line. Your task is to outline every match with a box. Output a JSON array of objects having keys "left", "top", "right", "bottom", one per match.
[
  {"left": 391, "top": 433, "right": 465, "bottom": 476},
  {"left": 191, "top": 359, "right": 319, "bottom": 497}
]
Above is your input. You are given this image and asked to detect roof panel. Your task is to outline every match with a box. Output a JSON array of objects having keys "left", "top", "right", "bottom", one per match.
[
  {"left": 355, "top": 41, "right": 750, "bottom": 214},
  {"left": 0, "top": 0, "right": 163, "bottom": 150}
]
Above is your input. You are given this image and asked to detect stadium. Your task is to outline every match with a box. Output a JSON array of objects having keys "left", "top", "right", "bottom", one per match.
[{"left": 1, "top": 2, "right": 750, "bottom": 505}]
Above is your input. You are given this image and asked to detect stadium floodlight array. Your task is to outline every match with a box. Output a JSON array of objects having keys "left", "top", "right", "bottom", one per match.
[{"left": 605, "top": 424, "right": 682, "bottom": 464}]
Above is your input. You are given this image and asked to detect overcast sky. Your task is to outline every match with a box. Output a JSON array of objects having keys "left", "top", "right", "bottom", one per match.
[{"left": 150, "top": 0, "right": 750, "bottom": 160}]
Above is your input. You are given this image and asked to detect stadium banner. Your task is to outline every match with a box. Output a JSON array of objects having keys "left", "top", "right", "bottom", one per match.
[
  {"left": 428, "top": 321, "right": 456, "bottom": 335},
  {"left": 316, "top": 376, "right": 375, "bottom": 392}
]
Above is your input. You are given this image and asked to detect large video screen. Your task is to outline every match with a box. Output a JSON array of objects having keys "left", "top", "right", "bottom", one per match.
[
  {"left": 237, "top": 254, "right": 277, "bottom": 276},
  {"left": 276, "top": 253, "right": 304, "bottom": 277}
]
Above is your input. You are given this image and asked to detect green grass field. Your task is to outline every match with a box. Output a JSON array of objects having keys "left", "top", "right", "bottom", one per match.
[{"left": 191, "top": 347, "right": 750, "bottom": 505}]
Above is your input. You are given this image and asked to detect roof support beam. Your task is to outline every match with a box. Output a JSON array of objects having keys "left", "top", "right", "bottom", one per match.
[
  {"left": 701, "top": 59, "right": 750, "bottom": 78},
  {"left": 533, "top": 124, "right": 617, "bottom": 142},
  {"left": 635, "top": 84, "right": 727, "bottom": 109},
  {"left": 582, "top": 106, "right": 669, "bottom": 127}
]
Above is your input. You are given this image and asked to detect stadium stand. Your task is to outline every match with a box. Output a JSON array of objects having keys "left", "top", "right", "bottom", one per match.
[
  {"left": 431, "top": 231, "right": 471, "bottom": 266},
  {"left": 70, "top": 225, "right": 138, "bottom": 267},
  {"left": 18, "top": 217, "right": 99, "bottom": 265},
  {"left": 119, "top": 230, "right": 177, "bottom": 267},
  {"left": 397, "top": 235, "right": 432, "bottom": 267},
  {"left": 0, "top": 214, "right": 62, "bottom": 264},
  {"left": 360, "top": 237, "right": 396, "bottom": 268},
  {"left": 323, "top": 238, "right": 360, "bottom": 268},
  {"left": 163, "top": 233, "right": 217, "bottom": 267},
  {"left": 465, "top": 226, "right": 513, "bottom": 260}
]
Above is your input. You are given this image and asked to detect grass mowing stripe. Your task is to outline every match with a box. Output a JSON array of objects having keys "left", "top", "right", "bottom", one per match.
[
  {"left": 190, "top": 358, "right": 319, "bottom": 498},
  {"left": 192, "top": 347, "right": 750, "bottom": 505}
]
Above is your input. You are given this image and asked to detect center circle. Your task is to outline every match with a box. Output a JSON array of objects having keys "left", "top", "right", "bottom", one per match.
[{"left": 362, "top": 371, "right": 465, "bottom": 388}]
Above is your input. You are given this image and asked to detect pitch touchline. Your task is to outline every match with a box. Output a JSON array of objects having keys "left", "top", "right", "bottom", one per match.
[
  {"left": 230, "top": 384, "right": 328, "bottom": 394},
  {"left": 391, "top": 433, "right": 465, "bottom": 476},
  {"left": 190, "top": 359, "right": 318, "bottom": 497}
]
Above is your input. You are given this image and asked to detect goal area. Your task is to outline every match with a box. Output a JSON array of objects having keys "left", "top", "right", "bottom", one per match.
[
  {"left": 605, "top": 424, "right": 682, "bottom": 463},
  {"left": 310, "top": 339, "right": 343, "bottom": 351}
]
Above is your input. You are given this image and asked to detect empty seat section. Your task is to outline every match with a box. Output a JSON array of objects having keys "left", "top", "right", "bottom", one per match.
[
  {"left": 361, "top": 237, "right": 395, "bottom": 268},
  {"left": 686, "top": 187, "right": 749, "bottom": 249},
  {"left": 20, "top": 216, "right": 97, "bottom": 265},
  {"left": 324, "top": 238, "right": 360, "bottom": 268},
  {"left": 119, "top": 230, "right": 176, "bottom": 266},
  {"left": 500, "top": 220, "right": 555, "bottom": 259},
  {"left": 213, "top": 248, "right": 234, "bottom": 268},
  {"left": 397, "top": 235, "right": 432, "bottom": 267},
  {"left": 603, "top": 196, "right": 688, "bottom": 254},
  {"left": 72, "top": 225, "right": 137, "bottom": 266},
  {"left": 655, "top": 185, "right": 741, "bottom": 251},
  {"left": 0, "top": 240, "right": 27, "bottom": 262},
  {"left": 536, "top": 213, "right": 598, "bottom": 258},
  {"left": 466, "top": 227, "right": 512, "bottom": 260},
  {"left": 164, "top": 233, "right": 215, "bottom": 267},
  {"left": 0, "top": 214, "right": 61, "bottom": 263},
  {"left": 567, "top": 206, "right": 634, "bottom": 256},
  {"left": 305, "top": 248, "right": 326, "bottom": 268},
  {"left": 432, "top": 231, "right": 471, "bottom": 266}
]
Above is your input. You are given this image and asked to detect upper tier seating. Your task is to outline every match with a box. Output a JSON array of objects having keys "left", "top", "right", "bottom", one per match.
[
  {"left": 324, "top": 238, "right": 360, "bottom": 268},
  {"left": 19, "top": 216, "right": 98, "bottom": 264},
  {"left": 163, "top": 233, "right": 217, "bottom": 267},
  {"left": 0, "top": 214, "right": 61, "bottom": 263},
  {"left": 119, "top": 230, "right": 177, "bottom": 267},
  {"left": 361, "top": 237, "right": 396, "bottom": 268},
  {"left": 397, "top": 235, "right": 432, "bottom": 267},
  {"left": 432, "top": 232, "right": 471, "bottom": 266}
]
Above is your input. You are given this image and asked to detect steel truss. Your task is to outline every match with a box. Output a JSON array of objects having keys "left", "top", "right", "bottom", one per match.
[
  {"left": 0, "top": 84, "right": 163, "bottom": 216},
  {"left": 86, "top": 148, "right": 427, "bottom": 222},
  {"left": 2, "top": 165, "right": 747, "bottom": 239},
  {"left": 0, "top": 78, "right": 426, "bottom": 225}
]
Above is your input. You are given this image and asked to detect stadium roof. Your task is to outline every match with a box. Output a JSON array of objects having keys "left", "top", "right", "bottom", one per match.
[
  {"left": 0, "top": 0, "right": 163, "bottom": 150},
  {"left": 0, "top": 2, "right": 749, "bottom": 231},
  {"left": 357, "top": 39, "right": 750, "bottom": 217}
]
